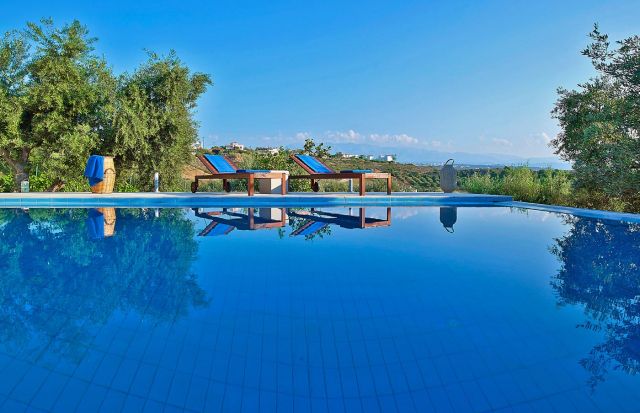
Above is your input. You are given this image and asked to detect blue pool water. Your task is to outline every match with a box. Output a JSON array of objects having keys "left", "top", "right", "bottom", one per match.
[{"left": 0, "top": 206, "right": 638, "bottom": 412}]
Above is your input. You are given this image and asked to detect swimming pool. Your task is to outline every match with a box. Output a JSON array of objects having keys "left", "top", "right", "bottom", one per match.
[{"left": 0, "top": 206, "right": 638, "bottom": 412}]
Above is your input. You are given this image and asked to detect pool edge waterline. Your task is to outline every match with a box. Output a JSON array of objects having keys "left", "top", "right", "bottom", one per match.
[
  {"left": 0, "top": 192, "right": 512, "bottom": 208},
  {"left": 1, "top": 192, "right": 639, "bottom": 224}
]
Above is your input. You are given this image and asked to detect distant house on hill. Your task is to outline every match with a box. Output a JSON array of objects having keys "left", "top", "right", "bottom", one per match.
[
  {"left": 191, "top": 141, "right": 203, "bottom": 153},
  {"left": 378, "top": 154, "right": 396, "bottom": 162},
  {"left": 256, "top": 147, "right": 280, "bottom": 155},
  {"left": 226, "top": 141, "right": 245, "bottom": 151},
  {"left": 341, "top": 153, "right": 359, "bottom": 159}
]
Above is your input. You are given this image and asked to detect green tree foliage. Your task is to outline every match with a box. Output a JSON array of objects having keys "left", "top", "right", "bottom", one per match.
[
  {"left": 552, "top": 25, "right": 640, "bottom": 210},
  {"left": 551, "top": 217, "right": 640, "bottom": 389},
  {"left": 0, "top": 208, "right": 207, "bottom": 362},
  {"left": 0, "top": 31, "right": 28, "bottom": 183},
  {"left": 0, "top": 19, "right": 210, "bottom": 191},
  {"left": 112, "top": 52, "right": 211, "bottom": 191},
  {"left": 302, "top": 137, "right": 331, "bottom": 158},
  {"left": 461, "top": 166, "right": 572, "bottom": 204},
  {"left": 0, "top": 20, "right": 115, "bottom": 190}
]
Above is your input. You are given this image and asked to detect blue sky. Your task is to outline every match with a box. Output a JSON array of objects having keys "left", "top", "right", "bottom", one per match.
[{"left": 3, "top": 0, "right": 640, "bottom": 162}]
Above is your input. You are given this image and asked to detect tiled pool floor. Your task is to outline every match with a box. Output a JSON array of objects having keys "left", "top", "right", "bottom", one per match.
[{"left": 0, "top": 206, "right": 638, "bottom": 412}]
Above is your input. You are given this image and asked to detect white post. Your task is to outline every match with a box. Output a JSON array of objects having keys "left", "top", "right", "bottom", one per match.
[{"left": 154, "top": 172, "right": 159, "bottom": 192}]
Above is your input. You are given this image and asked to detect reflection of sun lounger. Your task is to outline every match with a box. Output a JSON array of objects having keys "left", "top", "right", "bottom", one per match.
[
  {"left": 200, "top": 222, "right": 235, "bottom": 236},
  {"left": 194, "top": 208, "right": 286, "bottom": 235},
  {"left": 290, "top": 221, "right": 330, "bottom": 237},
  {"left": 288, "top": 208, "right": 391, "bottom": 231}
]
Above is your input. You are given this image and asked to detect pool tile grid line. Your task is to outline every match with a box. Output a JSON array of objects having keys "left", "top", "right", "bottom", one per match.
[
  {"left": 0, "top": 352, "right": 611, "bottom": 413},
  {"left": 1, "top": 310, "right": 580, "bottom": 382},
  {"left": 0, "top": 300, "right": 629, "bottom": 413},
  {"left": 2, "top": 208, "right": 639, "bottom": 412},
  {"left": 0, "top": 302, "right": 592, "bottom": 374}
]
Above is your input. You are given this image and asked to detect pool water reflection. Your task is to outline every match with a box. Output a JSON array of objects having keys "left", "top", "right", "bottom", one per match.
[{"left": 0, "top": 206, "right": 638, "bottom": 412}]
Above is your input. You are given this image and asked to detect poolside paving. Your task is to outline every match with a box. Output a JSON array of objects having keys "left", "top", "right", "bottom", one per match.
[{"left": 0, "top": 192, "right": 513, "bottom": 208}]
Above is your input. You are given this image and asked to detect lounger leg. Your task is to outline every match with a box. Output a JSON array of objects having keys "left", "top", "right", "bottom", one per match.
[
  {"left": 248, "top": 175, "right": 255, "bottom": 196},
  {"left": 248, "top": 208, "right": 255, "bottom": 228},
  {"left": 359, "top": 175, "right": 366, "bottom": 196},
  {"left": 281, "top": 173, "right": 286, "bottom": 195},
  {"left": 387, "top": 175, "right": 392, "bottom": 195}
]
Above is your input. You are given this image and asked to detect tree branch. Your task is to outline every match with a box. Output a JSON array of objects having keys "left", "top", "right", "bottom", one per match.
[{"left": 0, "top": 148, "right": 21, "bottom": 172}]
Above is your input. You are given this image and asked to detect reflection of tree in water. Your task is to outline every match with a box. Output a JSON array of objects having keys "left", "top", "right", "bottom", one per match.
[
  {"left": 287, "top": 211, "right": 332, "bottom": 241},
  {"left": 0, "top": 208, "right": 207, "bottom": 365},
  {"left": 551, "top": 217, "right": 640, "bottom": 389}
]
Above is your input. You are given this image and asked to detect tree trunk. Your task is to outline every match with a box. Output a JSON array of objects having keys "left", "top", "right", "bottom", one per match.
[
  {"left": 47, "top": 179, "right": 65, "bottom": 192},
  {"left": 0, "top": 148, "right": 29, "bottom": 192},
  {"left": 14, "top": 169, "right": 28, "bottom": 191}
]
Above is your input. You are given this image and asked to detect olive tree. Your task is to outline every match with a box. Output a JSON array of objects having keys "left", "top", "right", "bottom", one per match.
[
  {"left": 0, "top": 19, "right": 211, "bottom": 192},
  {"left": 552, "top": 25, "right": 640, "bottom": 210},
  {"left": 110, "top": 52, "right": 211, "bottom": 191},
  {"left": 0, "top": 20, "right": 115, "bottom": 190}
]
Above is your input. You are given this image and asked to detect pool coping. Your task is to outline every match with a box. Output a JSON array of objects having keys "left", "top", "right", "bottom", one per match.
[
  {"left": 501, "top": 201, "right": 640, "bottom": 224},
  {"left": 1, "top": 192, "right": 639, "bottom": 223},
  {"left": 0, "top": 192, "right": 513, "bottom": 208}
]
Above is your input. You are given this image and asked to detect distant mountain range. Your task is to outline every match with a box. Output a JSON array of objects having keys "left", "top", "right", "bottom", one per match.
[{"left": 323, "top": 143, "right": 572, "bottom": 170}]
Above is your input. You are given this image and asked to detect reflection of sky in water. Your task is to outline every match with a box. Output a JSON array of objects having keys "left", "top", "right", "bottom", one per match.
[{"left": 0, "top": 206, "right": 638, "bottom": 412}]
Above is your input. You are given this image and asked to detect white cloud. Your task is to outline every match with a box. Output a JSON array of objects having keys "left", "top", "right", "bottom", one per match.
[
  {"left": 304, "top": 130, "right": 430, "bottom": 148},
  {"left": 528, "top": 132, "right": 553, "bottom": 145},
  {"left": 470, "top": 132, "right": 558, "bottom": 158},
  {"left": 295, "top": 132, "right": 312, "bottom": 141},
  {"left": 491, "top": 138, "right": 513, "bottom": 147},
  {"left": 246, "top": 129, "right": 454, "bottom": 154},
  {"left": 325, "top": 129, "right": 363, "bottom": 143},
  {"left": 369, "top": 133, "right": 419, "bottom": 145}
]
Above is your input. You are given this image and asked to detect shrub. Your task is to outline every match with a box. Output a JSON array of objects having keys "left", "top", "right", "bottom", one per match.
[
  {"left": 463, "top": 167, "right": 575, "bottom": 205},
  {"left": 538, "top": 170, "right": 572, "bottom": 205},
  {"left": 462, "top": 173, "right": 497, "bottom": 194},
  {"left": 499, "top": 167, "right": 541, "bottom": 202},
  {"left": 0, "top": 174, "right": 14, "bottom": 192},
  {"left": 321, "top": 180, "right": 349, "bottom": 192}
]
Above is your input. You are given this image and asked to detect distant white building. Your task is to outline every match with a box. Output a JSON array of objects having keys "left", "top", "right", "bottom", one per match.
[
  {"left": 256, "top": 147, "right": 280, "bottom": 155},
  {"left": 226, "top": 141, "right": 245, "bottom": 151},
  {"left": 378, "top": 154, "right": 396, "bottom": 162},
  {"left": 341, "top": 153, "right": 359, "bottom": 159},
  {"left": 363, "top": 155, "right": 375, "bottom": 161}
]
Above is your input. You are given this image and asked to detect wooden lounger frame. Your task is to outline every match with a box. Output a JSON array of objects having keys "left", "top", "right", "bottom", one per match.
[
  {"left": 192, "top": 154, "right": 287, "bottom": 196},
  {"left": 194, "top": 208, "right": 286, "bottom": 233},
  {"left": 288, "top": 155, "right": 392, "bottom": 196},
  {"left": 288, "top": 207, "right": 391, "bottom": 229}
]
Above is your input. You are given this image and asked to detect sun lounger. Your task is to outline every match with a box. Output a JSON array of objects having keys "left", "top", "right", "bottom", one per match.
[
  {"left": 289, "top": 154, "right": 391, "bottom": 195},
  {"left": 192, "top": 154, "right": 288, "bottom": 196}
]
